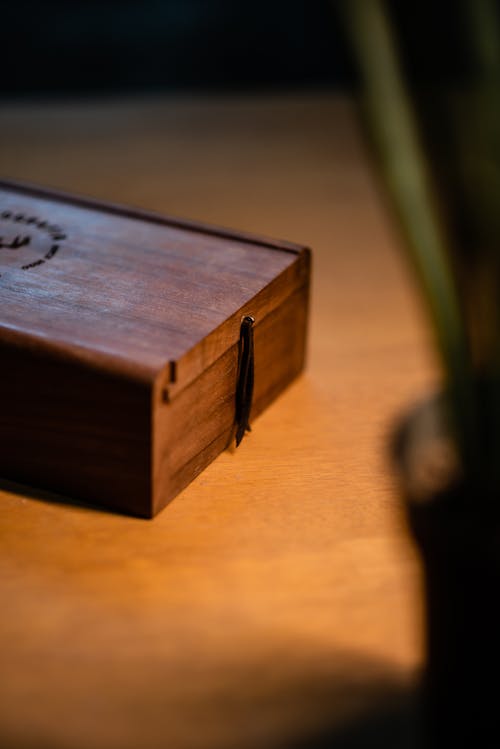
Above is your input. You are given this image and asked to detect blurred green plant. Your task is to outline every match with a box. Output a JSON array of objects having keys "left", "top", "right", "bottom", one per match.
[{"left": 340, "top": 0, "right": 500, "bottom": 490}]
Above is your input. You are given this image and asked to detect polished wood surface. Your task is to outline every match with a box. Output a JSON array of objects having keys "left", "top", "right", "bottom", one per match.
[
  {"left": 0, "top": 94, "right": 436, "bottom": 748},
  {"left": 0, "top": 181, "right": 309, "bottom": 516},
  {"left": 0, "top": 179, "right": 304, "bottom": 378}
]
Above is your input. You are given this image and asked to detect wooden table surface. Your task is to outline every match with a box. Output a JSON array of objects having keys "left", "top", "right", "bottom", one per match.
[{"left": 0, "top": 94, "right": 436, "bottom": 749}]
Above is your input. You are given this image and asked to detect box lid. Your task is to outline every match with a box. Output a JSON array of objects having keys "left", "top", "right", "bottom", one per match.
[{"left": 0, "top": 179, "right": 309, "bottom": 391}]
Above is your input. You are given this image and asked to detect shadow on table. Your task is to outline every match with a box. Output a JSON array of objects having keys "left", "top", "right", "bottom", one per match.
[
  {"left": 0, "top": 643, "right": 423, "bottom": 749},
  {"left": 288, "top": 684, "right": 421, "bottom": 749},
  {"left": 0, "top": 475, "right": 141, "bottom": 518}
]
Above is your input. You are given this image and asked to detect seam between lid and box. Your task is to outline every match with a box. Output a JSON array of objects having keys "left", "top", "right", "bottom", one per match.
[{"left": 157, "top": 248, "right": 311, "bottom": 403}]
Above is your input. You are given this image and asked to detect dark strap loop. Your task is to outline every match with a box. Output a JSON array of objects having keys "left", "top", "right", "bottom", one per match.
[{"left": 235, "top": 315, "right": 255, "bottom": 446}]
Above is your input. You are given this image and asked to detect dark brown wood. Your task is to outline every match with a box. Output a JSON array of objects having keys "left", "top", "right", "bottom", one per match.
[{"left": 0, "top": 179, "right": 310, "bottom": 516}]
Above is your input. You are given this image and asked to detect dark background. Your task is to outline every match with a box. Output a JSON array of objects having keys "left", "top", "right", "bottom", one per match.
[
  {"left": 3, "top": 0, "right": 350, "bottom": 95},
  {"left": 2, "top": 0, "right": 468, "bottom": 97}
]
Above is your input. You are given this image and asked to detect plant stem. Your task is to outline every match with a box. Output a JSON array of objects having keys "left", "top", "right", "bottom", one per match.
[{"left": 339, "top": 0, "right": 476, "bottom": 471}]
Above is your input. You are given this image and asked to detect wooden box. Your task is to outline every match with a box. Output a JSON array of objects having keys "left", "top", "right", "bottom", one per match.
[{"left": 0, "top": 179, "right": 310, "bottom": 517}]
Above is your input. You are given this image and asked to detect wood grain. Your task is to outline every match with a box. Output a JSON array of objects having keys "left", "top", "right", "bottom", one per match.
[
  {"left": 0, "top": 94, "right": 438, "bottom": 749},
  {"left": 0, "top": 180, "right": 302, "bottom": 379}
]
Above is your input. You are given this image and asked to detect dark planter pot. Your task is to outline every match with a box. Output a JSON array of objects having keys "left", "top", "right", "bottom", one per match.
[{"left": 393, "top": 396, "right": 500, "bottom": 747}]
